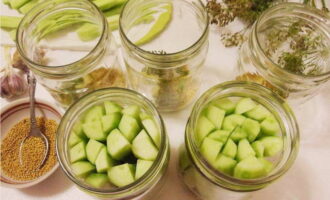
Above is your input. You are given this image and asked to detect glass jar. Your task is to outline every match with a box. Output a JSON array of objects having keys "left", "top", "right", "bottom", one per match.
[
  {"left": 178, "top": 81, "right": 299, "bottom": 200},
  {"left": 56, "top": 88, "right": 170, "bottom": 199},
  {"left": 237, "top": 3, "right": 330, "bottom": 104},
  {"left": 16, "top": 0, "right": 126, "bottom": 109},
  {"left": 119, "top": 0, "right": 209, "bottom": 112}
]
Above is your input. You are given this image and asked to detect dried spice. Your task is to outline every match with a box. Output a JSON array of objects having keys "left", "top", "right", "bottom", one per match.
[{"left": 0, "top": 117, "right": 58, "bottom": 181}]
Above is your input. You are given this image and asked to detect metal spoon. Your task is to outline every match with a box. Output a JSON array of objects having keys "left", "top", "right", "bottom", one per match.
[{"left": 19, "top": 73, "right": 49, "bottom": 169}]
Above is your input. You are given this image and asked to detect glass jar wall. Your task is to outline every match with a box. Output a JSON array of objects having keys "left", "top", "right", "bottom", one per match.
[
  {"left": 178, "top": 81, "right": 299, "bottom": 200},
  {"left": 57, "top": 88, "right": 169, "bottom": 199},
  {"left": 237, "top": 3, "right": 330, "bottom": 104},
  {"left": 119, "top": 0, "right": 209, "bottom": 112},
  {"left": 16, "top": 0, "right": 126, "bottom": 109}
]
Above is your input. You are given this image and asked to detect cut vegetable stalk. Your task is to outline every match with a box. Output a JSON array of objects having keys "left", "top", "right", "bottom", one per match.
[
  {"left": 10, "top": 0, "right": 31, "bottom": 9},
  {"left": 19, "top": 0, "right": 39, "bottom": 14},
  {"left": 0, "top": 16, "right": 22, "bottom": 29}
]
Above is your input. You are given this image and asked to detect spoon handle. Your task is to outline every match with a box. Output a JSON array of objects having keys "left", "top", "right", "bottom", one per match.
[{"left": 28, "top": 73, "right": 37, "bottom": 130}]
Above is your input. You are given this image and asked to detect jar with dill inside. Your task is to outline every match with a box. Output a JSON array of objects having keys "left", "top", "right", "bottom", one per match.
[
  {"left": 236, "top": 3, "right": 330, "bottom": 103},
  {"left": 0, "top": 117, "right": 58, "bottom": 181}
]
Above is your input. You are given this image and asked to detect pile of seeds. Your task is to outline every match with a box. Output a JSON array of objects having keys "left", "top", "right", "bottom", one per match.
[{"left": 0, "top": 117, "right": 58, "bottom": 181}]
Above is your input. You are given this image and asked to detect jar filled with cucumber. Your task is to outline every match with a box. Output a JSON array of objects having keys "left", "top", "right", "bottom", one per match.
[
  {"left": 15, "top": 0, "right": 127, "bottom": 109},
  {"left": 179, "top": 81, "right": 299, "bottom": 200},
  {"left": 56, "top": 88, "right": 169, "bottom": 199}
]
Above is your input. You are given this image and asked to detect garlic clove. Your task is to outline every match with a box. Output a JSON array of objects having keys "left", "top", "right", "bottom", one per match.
[{"left": 0, "top": 72, "right": 28, "bottom": 99}]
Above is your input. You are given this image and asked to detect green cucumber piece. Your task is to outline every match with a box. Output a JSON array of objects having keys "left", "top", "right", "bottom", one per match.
[
  {"left": 230, "top": 127, "right": 247, "bottom": 142},
  {"left": 68, "top": 132, "right": 84, "bottom": 147},
  {"left": 104, "top": 4, "right": 124, "bottom": 17},
  {"left": 234, "top": 156, "right": 267, "bottom": 179},
  {"left": 72, "top": 121, "right": 86, "bottom": 139},
  {"left": 135, "top": 159, "right": 153, "bottom": 179},
  {"left": 196, "top": 116, "right": 216, "bottom": 144},
  {"left": 237, "top": 139, "right": 256, "bottom": 161},
  {"left": 260, "top": 136, "right": 283, "bottom": 157},
  {"left": 251, "top": 141, "right": 264, "bottom": 157},
  {"left": 76, "top": 23, "right": 101, "bottom": 42},
  {"left": 135, "top": 3, "right": 172, "bottom": 46},
  {"left": 245, "top": 104, "right": 270, "bottom": 121},
  {"left": 108, "top": 163, "right": 135, "bottom": 187},
  {"left": 71, "top": 161, "right": 95, "bottom": 177},
  {"left": 221, "top": 139, "right": 237, "bottom": 159},
  {"left": 213, "top": 98, "right": 236, "bottom": 114},
  {"left": 0, "top": 16, "right": 22, "bottom": 29},
  {"left": 214, "top": 155, "right": 237, "bottom": 176},
  {"left": 222, "top": 114, "right": 246, "bottom": 131},
  {"left": 260, "top": 116, "right": 280, "bottom": 136},
  {"left": 142, "top": 118, "right": 160, "bottom": 148},
  {"left": 258, "top": 158, "right": 274, "bottom": 174},
  {"left": 235, "top": 98, "right": 257, "bottom": 114},
  {"left": 83, "top": 120, "right": 107, "bottom": 141},
  {"left": 95, "top": 147, "right": 115, "bottom": 173},
  {"left": 119, "top": 115, "right": 141, "bottom": 142},
  {"left": 107, "top": 129, "right": 132, "bottom": 160},
  {"left": 242, "top": 118, "right": 260, "bottom": 142},
  {"left": 101, "top": 113, "right": 122, "bottom": 134},
  {"left": 104, "top": 101, "right": 122, "bottom": 114},
  {"left": 10, "top": 0, "right": 30, "bottom": 9},
  {"left": 205, "top": 105, "right": 226, "bottom": 129},
  {"left": 86, "top": 139, "right": 104, "bottom": 164},
  {"left": 200, "top": 137, "right": 223, "bottom": 163},
  {"left": 132, "top": 130, "right": 158, "bottom": 161},
  {"left": 84, "top": 105, "right": 105, "bottom": 122},
  {"left": 139, "top": 112, "right": 150, "bottom": 121},
  {"left": 70, "top": 141, "right": 87, "bottom": 163},
  {"left": 85, "top": 173, "right": 109, "bottom": 188},
  {"left": 208, "top": 130, "right": 230, "bottom": 143},
  {"left": 122, "top": 105, "right": 141, "bottom": 119}
]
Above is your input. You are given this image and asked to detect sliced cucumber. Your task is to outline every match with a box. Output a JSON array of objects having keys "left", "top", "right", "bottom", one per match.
[
  {"left": 70, "top": 141, "right": 86, "bottom": 163},
  {"left": 72, "top": 121, "right": 86, "bottom": 139},
  {"left": 196, "top": 116, "right": 216, "bottom": 144},
  {"left": 242, "top": 118, "right": 260, "bottom": 142},
  {"left": 215, "top": 155, "right": 237, "bottom": 176},
  {"left": 69, "top": 131, "right": 84, "bottom": 147},
  {"left": 132, "top": 130, "right": 158, "bottom": 161},
  {"left": 222, "top": 114, "right": 246, "bottom": 131},
  {"left": 95, "top": 147, "right": 115, "bottom": 173},
  {"left": 83, "top": 120, "right": 107, "bottom": 141},
  {"left": 85, "top": 173, "right": 109, "bottom": 188},
  {"left": 258, "top": 158, "right": 274, "bottom": 173},
  {"left": 72, "top": 161, "right": 95, "bottom": 177},
  {"left": 135, "top": 159, "right": 153, "bottom": 180},
  {"left": 230, "top": 127, "right": 247, "bottom": 142},
  {"left": 234, "top": 156, "right": 266, "bottom": 179},
  {"left": 260, "top": 136, "right": 283, "bottom": 156},
  {"left": 205, "top": 105, "right": 226, "bottom": 129},
  {"left": 84, "top": 105, "right": 104, "bottom": 122},
  {"left": 86, "top": 139, "right": 104, "bottom": 164},
  {"left": 260, "top": 116, "right": 280, "bottom": 136},
  {"left": 122, "top": 105, "right": 140, "bottom": 119},
  {"left": 108, "top": 163, "right": 135, "bottom": 187},
  {"left": 221, "top": 139, "right": 237, "bottom": 159},
  {"left": 200, "top": 137, "right": 223, "bottom": 163},
  {"left": 237, "top": 139, "right": 256, "bottom": 161},
  {"left": 104, "top": 101, "right": 122, "bottom": 114},
  {"left": 118, "top": 115, "right": 141, "bottom": 142},
  {"left": 142, "top": 118, "right": 160, "bottom": 148},
  {"left": 107, "top": 129, "right": 132, "bottom": 160},
  {"left": 101, "top": 113, "right": 122, "bottom": 134},
  {"left": 245, "top": 104, "right": 270, "bottom": 121},
  {"left": 251, "top": 141, "right": 264, "bottom": 158},
  {"left": 213, "top": 98, "right": 236, "bottom": 115},
  {"left": 235, "top": 98, "right": 257, "bottom": 114},
  {"left": 208, "top": 130, "right": 230, "bottom": 143}
]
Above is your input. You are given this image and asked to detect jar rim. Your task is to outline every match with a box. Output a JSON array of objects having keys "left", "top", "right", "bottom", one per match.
[
  {"left": 119, "top": 0, "right": 209, "bottom": 65},
  {"left": 56, "top": 88, "right": 169, "bottom": 197},
  {"left": 16, "top": 0, "right": 110, "bottom": 73},
  {"left": 185, "top": 81, "right": 300, "bottom": 191},
  {"left": 253, "top": 2, "right": 330, "bottom": 80}
]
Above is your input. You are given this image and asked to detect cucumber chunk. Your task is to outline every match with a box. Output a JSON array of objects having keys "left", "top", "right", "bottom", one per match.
[
  {"left": 70, "top": 141, "right": 87, "bottom": 163},
  {"left": 107, "top": 129, "right": 132, "bottom": 160},
  {"left": 245, "top": 104, "right": 270, "bottom": 121},
  {"left": 251, "top": 141, "right": 264, "bottom": 157},
  {"left": 213, "top": 98, "right": 236, "bottom": 114},
  {"left": 222, "top": 114, "right": 246, "bottom": 131},
  {"left": 260, "top": 116, "right": 280, "bottom": 136},
  {"left": 69, "top": 132, "right": 83, "bottom": 147},
  {"left": 235, "top": 98, "right": 257, "bottom": 114},
  {"left": 237, "top": 139, "right": 256, "bottom": 161},
  {"left": 200, "top": 137, "right": 223, "bottom": 163},
  {"left": 95, "top": 147, "right": 115, "bottom": 173},
  {"left": 135, "top": 159, "right": 153, "bottom": 179},
  {"left": 132, "top": 130, "right": 158, "bottom": 161},
  {"left": 142, "top": 118, "right": 160, "bottom": 148},
  {"left": 139, "top": 112, "right": 150, "bottom": 121},
  {"left": 215, "top": 155, "right": 237, "bottom": 176},
  {"left": 119, "top": 115, "right": 141, "bottom": 142},
  {"left": 85, "top": 173, "right": 109, "bottom": 188},
  {"left": 260, "top": 136, "right": 283, "bottom": 156},
  {"left": 230, "top": 127, "right": 247, "bottom": 142},
  {"left": 234, "top": 156, "right": 266, "bottom": 179},
  {"left": 72, "top": 121, "right": 86, "bottom": 139},
  {"left": 72, "top": 161, "right": 95, "bottom": 177},
  {"left": 84, "top": 105, "right": 104, "bottom": 122},
  {"left": 108, "top": 163, "right": 135, "bottom": 187},
  {"left": 101, "top": 113, "right": 122, "bottom": 134},
  {"left": 83, "top": 120, "right": 107, "bottom": 141},
  {"left": 242, "top": 118, "right": 260, "bottom": 142},
  {"left": 86, "top": 139, "right": 104, "bottom": 164},
  {"left": 258, "top": 158, "right": 274, "bottom": 173},
  {"left": 205, "top": 105, "right": 226, "bottom": 129},
  {"left": 196, "top": 116, "right": 216, "bottom": 144},
  {"left": 222, "top": 139, "right": 237, "bottom": 159},
  {"left": 104, "top": 101, "right": 122, "bottom": 114},
  {"left": 122, "top": 105, "right": 140, "bottom": 119},
  {"left": 208, "top": 130, "right": 230, "bottom": 143}
]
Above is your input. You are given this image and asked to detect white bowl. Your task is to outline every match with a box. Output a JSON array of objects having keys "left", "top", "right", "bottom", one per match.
[{"left": 0, "top": 98, "right": 63, "bottom": 188}]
